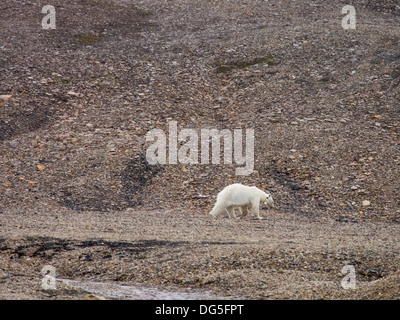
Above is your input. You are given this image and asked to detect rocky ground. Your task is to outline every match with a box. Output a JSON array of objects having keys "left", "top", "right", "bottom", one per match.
[
  {"left": 1, "top": 208, "right": 400, "bottom": 299},
  {"left": 0, "top": 0, "right": 399, "bottom": 299}
]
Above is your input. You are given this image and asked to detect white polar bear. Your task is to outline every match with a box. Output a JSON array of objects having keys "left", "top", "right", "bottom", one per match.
[{"left": 209, "top": 183, "right": 274, "bottom": 220}]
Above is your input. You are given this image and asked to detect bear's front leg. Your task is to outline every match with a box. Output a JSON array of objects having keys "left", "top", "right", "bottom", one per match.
[
  {"left": 252, "top": 201, "right": 263, "bottom": 220},
  {"left": 226, "top": 207, "right": 237, "bottom": 219}
]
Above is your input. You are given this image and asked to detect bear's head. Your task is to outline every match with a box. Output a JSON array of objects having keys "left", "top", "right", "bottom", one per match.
[{"left": 264, "top": 193, "right": 274, "bottom": 208}]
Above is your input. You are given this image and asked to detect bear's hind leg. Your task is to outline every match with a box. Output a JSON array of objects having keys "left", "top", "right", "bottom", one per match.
[{"left": 240, "top": 205, "right": 249, "bottom": 217}]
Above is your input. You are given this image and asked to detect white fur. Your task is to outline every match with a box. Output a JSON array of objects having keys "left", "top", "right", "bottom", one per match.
[{"left": 209, "top": 183, "right": 274, "bottom": 219}]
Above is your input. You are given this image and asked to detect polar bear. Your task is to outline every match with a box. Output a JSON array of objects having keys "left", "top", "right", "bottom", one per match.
[{"left": 209, "top": 183, "right": 274, "bottom": 219}]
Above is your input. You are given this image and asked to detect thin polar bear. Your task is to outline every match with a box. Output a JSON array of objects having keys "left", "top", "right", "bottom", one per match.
[{"left": 209, "top": 183, "right": 274, "bottom": 219}]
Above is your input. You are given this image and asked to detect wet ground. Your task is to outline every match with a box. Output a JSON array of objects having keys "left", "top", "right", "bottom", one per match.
[{"left": 59, "top": 278, "right": 234, "bottom": 300}]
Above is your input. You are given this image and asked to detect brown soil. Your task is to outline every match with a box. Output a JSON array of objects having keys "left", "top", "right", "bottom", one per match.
[{"left": 0, "top": 0, "right": 399, "bottom": 299}]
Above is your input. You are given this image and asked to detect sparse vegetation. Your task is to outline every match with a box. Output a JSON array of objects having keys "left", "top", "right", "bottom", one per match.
[
  {"left": 214, "top": 55, "right": 280, "bottom": 73},
  {"left": 72, "top": 33, "right": 104, "bottom": 46}
]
